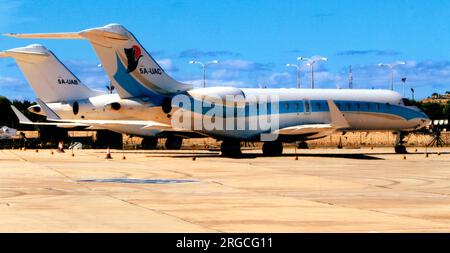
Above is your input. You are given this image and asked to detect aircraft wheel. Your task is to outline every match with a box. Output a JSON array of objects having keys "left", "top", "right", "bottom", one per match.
[
  {"left": 141, "top": 137, "right": 158, "bottom": 149},
  {"left": 165, "top": 136, "right": 183, "bottom": 150},
  {"left": 262, "top": 141, "right": 283, "bottom": 156},
  {"left": 297, "top": 141, "right": 309, "bottom": 149},
  {"left": 220, "top": 140, "right": 242, "bottom": 157},
  {"left": 394, "top": 145, "right": 407, "bottom": 154}
]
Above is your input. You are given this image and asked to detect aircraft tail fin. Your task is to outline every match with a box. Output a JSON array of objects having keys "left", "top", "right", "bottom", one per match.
[
  {"left": 6, "top": 24, "right": 192, "bottom": 103},
  {"left": 0, "top": 44, "right": 104, "bottom": 103}
]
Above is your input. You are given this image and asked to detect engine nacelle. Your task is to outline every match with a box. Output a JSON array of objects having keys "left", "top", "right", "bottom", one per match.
[
  {"left": 27, "top": 105, "right": 45, "bottom": 116},
  {"left": 104, "top": 102, "right": 122, "bottom": 111}
]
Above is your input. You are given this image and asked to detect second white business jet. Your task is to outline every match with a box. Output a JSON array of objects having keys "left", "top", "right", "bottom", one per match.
[{"left": 1, "top": 44, "right": 203, "bottom": 149}]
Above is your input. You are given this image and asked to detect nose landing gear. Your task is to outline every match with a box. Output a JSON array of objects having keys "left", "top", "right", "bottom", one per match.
[{"left": 394, "top": 131, "right": 408, "bottom": 154}]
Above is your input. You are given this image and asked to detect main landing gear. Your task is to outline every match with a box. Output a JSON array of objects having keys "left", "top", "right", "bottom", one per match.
[
  {"left": 220, "top": 140, "right": 285, "bottom": 157},
  {"left": 262, "top": 141, "right": 283, "bottom": 156},
  {"left": 141, "top": 137, "right": 158, "bottom": 149},
  {"left": 394, "top": 131, "right": 408, "bottom": 154},
  {"left": 165, "top": 136, "right": 183, "bottom": 150},
  {"left": 297, "top": 141, "right": 309, "bottom": 149},
  {"left": 220, "top": 140, "right": 242, "bottom": 157}
]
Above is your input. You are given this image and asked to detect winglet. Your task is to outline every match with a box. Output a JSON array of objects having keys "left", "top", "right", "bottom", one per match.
[
  {"left": 10, "top": 105, "right": 33, "bottom": 124},
  {"left": 327, "top": 100, "right": 350, "bottom": 129},
  {"left": 36, "top": 98, "right": 61, "bottom": 121}
]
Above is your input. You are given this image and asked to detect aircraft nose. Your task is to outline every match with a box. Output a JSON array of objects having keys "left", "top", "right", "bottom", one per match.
[
  {"left": 418, "top": 111, "right": 431, "bottom": 129},
  {"left": 419, "top": 118, "right": 431, "bottom": 129}
]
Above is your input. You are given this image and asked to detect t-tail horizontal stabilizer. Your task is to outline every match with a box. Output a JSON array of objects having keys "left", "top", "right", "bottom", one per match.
[{"left": 5, "top": 24, "right": 192, "bottom": 101}]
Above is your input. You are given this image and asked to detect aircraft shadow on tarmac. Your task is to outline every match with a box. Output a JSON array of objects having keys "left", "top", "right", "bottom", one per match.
[{"left": 135, "top": 151, "right": 385, "bottom": 160}]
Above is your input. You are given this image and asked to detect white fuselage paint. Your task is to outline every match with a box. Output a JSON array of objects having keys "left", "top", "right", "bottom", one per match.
[
  {"left": 29, "top": 88, "right": 429, "bottom": 142},
  {"left": 168, "top": 88, "right": 430, "bottom": 141}
]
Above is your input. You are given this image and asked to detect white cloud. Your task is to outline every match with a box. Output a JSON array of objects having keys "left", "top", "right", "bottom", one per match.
[
  {"left": 0, "top": 76, "right": 20, "bottom": 85},
  {"left": 0, "top": 0, "right": 37, "bottom": 29},
  {"left": 183, "top": 79, "right": 248, "bottom": 88},
  {"left": 215, "top": 59, "right": 272, "bottom": 72},
  {"left": 268, "top": 72, "right": 292, "bottom": 86},
  {"left": 156, "top": 58, "right": 179, "bottom": 72},
  {"left": 210, "top": 69, "right": 240, "bottom": 80}
]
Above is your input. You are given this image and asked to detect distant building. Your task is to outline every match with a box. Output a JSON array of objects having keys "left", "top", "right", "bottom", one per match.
[{"left": 421, "top": 92, "right": 450, "bottom": 104}]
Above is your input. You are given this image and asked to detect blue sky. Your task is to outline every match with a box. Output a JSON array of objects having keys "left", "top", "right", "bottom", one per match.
[{"left": 1, "top": 0, "right": 450, "bottom": 100}]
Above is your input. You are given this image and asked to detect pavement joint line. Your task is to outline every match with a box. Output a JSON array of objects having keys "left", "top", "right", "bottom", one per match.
[
  {"left": 181, "top": 160, "right": 450, "bottom": 230},
  {"left": 4, "top": 150, "right": 220, "bottom": 232},
  {"left": 105, "top": 194, "right": 222, "bottom": 232},
  {"left": 2, "top": 148, "right": 449, "bottom": 232}
]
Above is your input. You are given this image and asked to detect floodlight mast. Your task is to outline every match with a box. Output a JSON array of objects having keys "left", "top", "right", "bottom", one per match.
[
  {"left": 189, "top": 60, "right": 219, "bottom": 88},
  {"left": 286, "top": 56, "right": 309, "bottom": 88},
  {"left": 306, "top": 57, "right": 327, "bottom": 89},
  {"left": 378, "top": 62, "right": 405, "bottom": 91}
]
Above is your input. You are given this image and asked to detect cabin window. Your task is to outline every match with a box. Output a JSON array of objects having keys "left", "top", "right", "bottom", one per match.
[
  {"left": 336, "top": 102, "right": 341, "bottom": 110},
  {"left": 285, "top": 102, "right": 289, "bottom": 111},
  {"left": 366, "top": 103, "right": 370, "bottom": 110},
  {"left": 316, "top": 102, "right": 321, "bottom": 110},
  {"left": 303, "top": 99, "right": 311, "bottom": 114},
  {"left": 345, "top": 102, "right": 351, "bottom": 111},
  {"left": 356, "top": 103, "right": 361, "bottom": 111},
  {"left": 386, "top": 103, "right": 391, "bottom": 110},
  {"left": 376, "top": 103, "right": 380, "bottom": 111},
  {"left": 294, "top": 102, "right": 299, "bottom": 112}
]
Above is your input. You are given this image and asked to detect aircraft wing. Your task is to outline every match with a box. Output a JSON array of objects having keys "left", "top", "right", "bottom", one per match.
[
  {"left": 10, "top": 105, "right": 86, "bottom": 128},
  {"left": 275, "top": 100, "right": 349, "bottom": 136},
  {"left": 275, "top": 124, "right": 334, "bottom": 135}
]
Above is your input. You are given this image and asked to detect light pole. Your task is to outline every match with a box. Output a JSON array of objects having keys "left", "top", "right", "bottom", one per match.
[
  {"left": 401, "top": 77, "right": 407, "bottom": 98},
  {"left": 306, "top": 57, "right": 327, "bottom": 89},
  {"left": 378, "top": 62, "right": 405, "bottom": 91},
  {"left": 286, "top": 56, "right": 308, "bottom": 88},
  {"left": 189, "top": 60, "right": 219, "bottom": 88},
  {"left": 98, "top": 63, "right": 114, "bottom": 93}
]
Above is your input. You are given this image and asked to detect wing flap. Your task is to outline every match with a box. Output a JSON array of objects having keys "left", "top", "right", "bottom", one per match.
[{"left": 275, "top": 124, "right": 334, "bottom": 135}]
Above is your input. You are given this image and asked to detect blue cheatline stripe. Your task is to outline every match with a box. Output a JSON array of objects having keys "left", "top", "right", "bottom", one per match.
[
  {"left": 174, "top": 98, "right": 427, "bottom": 121},
  {"left": 113, "top": 54, "right": 165, "bottom": 104}
]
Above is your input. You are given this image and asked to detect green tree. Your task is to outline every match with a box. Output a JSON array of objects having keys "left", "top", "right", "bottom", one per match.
[
  {"left": 443, "top": 101, "right": 450, "bottom": 119},
  {"left": 418, "top": 102, "right": 445, "bottom": 120}
]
